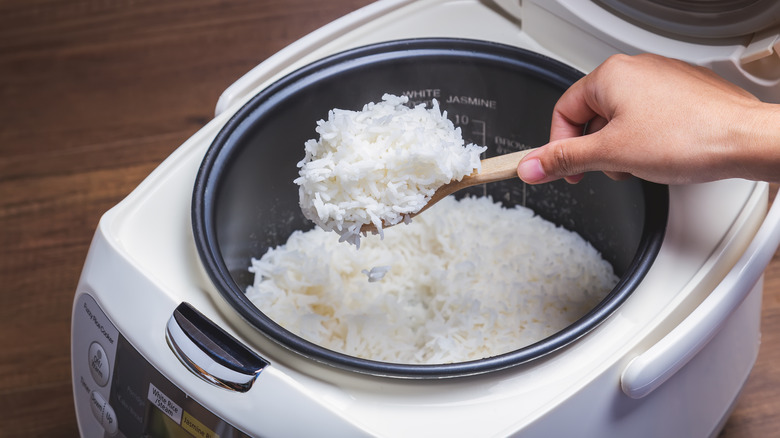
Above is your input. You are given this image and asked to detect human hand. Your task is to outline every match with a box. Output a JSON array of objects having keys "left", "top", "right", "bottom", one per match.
[{"left": 517, "top": 53, "right": 780, "bottom": 185}]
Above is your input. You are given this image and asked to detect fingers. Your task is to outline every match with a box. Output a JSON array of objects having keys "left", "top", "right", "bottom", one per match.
[
  {"left": 548, "top": 76, "right": 601, "bottom": 142},
  {"left": 604, "top": 171, "right": 633, "bottom": 181},
  {"left": 533, "top": 63, "right": 614, "bottom": 184},
  {"left": 517, "top": 134, "right": 604, "bottom": 184}
]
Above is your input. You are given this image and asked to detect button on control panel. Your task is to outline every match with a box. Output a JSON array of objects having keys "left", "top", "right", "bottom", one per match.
[
  {"left": 88, "top": 341, "right": 110, "bottom": 387},
  {"left": 90, "top": 390, "right": 119, "bottom": 436}
]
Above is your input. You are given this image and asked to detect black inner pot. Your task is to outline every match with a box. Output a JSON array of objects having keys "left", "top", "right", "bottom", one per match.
[{"left": 192, "top": 38, "right": 669, "bottom": 378}]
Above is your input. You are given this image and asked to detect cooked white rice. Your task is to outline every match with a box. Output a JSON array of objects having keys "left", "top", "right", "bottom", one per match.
[
  {"left": 246, "top": 196, "right": 618, "bottom": 365},
  {"left": 294, "top": 94, "right": 487, "bottom": 247}
]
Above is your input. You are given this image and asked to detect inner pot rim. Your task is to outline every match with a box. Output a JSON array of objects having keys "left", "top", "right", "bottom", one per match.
[{"left": 192, "top": 37, "right": 669, "bottom": 379}]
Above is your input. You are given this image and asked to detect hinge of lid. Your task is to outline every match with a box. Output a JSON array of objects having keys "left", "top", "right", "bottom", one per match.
[{"left": 741, "top": 27, "right": 780, "bottom": 64}]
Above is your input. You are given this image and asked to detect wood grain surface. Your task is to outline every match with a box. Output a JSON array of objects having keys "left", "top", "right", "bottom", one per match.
[{"left": 0, "top": 1, "right": 777, "bottom": 436}]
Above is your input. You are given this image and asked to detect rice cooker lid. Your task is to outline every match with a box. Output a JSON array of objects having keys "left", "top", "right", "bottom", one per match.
[{"left": 596, "top": 0, "right": 780, "bottom": 39}]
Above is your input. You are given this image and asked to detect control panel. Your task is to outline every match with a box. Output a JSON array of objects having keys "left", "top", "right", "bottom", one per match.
[{"left": 71, "top": 293, "right": 252, "bottom": 437}]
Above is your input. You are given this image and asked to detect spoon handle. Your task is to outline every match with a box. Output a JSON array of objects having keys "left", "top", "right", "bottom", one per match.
[
  {"left": 466, "top": 148, "right": 538, "bottom": 185},
  {"left": 421, "top": 148, "right": 538, "bottom": 214}
]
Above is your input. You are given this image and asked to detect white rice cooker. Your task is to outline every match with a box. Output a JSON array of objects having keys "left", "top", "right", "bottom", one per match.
[{"left": 72, "top": 1, "right": 780, "bottom": 437}]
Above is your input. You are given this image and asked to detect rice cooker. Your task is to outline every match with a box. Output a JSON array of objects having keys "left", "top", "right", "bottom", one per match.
[{"left": 71, "top": 1, "right": 780, "bottom": 437}]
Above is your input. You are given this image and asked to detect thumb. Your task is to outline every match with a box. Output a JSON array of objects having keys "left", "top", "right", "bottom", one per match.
[{"left": 517, "top": 134, "right": 603, "bottom": 184}]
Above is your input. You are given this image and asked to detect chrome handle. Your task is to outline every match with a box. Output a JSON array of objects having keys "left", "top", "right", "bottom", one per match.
[{"left": 166, "top": 302, "right": 268, "bottom": 392}]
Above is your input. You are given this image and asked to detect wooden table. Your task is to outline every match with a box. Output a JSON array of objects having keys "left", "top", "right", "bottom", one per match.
[{"left": 0, "top": 1, "right": 777, "bottom": 436}]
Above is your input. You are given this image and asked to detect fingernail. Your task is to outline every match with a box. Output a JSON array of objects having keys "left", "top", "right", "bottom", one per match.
[{"left": 518, "top": 158, "right": 546, "bottom": 183}]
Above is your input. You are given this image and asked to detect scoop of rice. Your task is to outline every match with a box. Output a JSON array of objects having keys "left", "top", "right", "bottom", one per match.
[
  {"left": 294, "top": 94, "right": 487, "bottom": 247},
  {"left": 246, "top": 196, "right": 619, "bottom": 365}
]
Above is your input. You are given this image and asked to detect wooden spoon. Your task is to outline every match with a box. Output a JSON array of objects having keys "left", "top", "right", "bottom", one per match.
[{"left": 360, "top": 148, "right": 537, "bottom": 233}]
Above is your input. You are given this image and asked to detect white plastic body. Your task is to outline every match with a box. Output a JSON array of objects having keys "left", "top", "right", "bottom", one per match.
[
  {"left": 72, "top": 1, "right": 779, "bottom": 437},
  {"left": 622, "top": 191, "right": 780, "bottom": 399}
]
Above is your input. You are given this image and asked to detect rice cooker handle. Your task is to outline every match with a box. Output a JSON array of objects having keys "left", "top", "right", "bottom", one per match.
[
  {"left": 621, "top": 189, "right": 780, "bottom": 399},
  {"left": 165, "top": 302, "right": 269, "bottom": 392}
]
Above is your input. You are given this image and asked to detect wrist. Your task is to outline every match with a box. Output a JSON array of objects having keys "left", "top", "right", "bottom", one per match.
[{"left": 730, "top": 101, "right": 780, "bottom": 182}]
